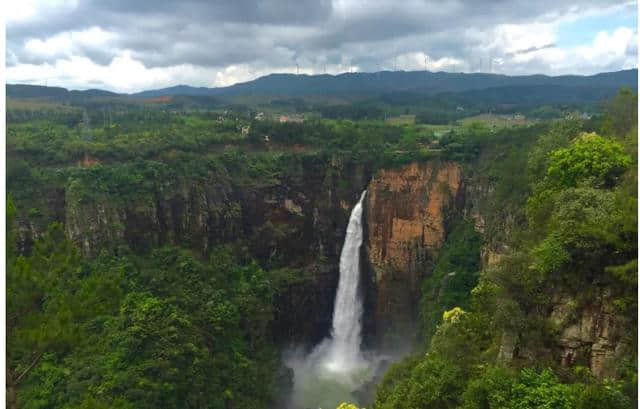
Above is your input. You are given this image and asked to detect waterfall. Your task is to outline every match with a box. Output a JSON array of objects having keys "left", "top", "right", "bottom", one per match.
[
  {"left": 325, "top": 190, "right": 367, "bottom": 372},
  {"left": 286, "top": 190, "right": 374, "bottom": 409}
]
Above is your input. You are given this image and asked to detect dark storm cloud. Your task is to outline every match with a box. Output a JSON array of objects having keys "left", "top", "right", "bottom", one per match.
[
  {"left": 8, "top": 0, "right": 333, "bottom": 40},
  {"left": 5, "top": 0, "right": 631, "bottom": 72}
]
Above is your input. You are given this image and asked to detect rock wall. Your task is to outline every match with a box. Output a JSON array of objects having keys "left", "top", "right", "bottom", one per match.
[
  {"left": 497, "top": 288, "right": 629, "bottom": 379},
  {"left": 550, "top": 290, "right": 626, "bottom": 378},
  {"left": 364, "top": 161, "right": 464, "bottom": 346}
]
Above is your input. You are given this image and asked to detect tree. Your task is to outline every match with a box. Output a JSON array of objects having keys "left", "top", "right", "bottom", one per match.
[
  {"left": 95, "top": 292, "right": 215, "bottom": 409},
  {"left": 6, "top": 213, "right": 121, "bottom": 409},
  {"left": 462, "top": 368, "right": 580, "bottom": 409},
  {"left": 6, "top": 221, "right": 80, "bottom": 409},
  {"left": 602, "top": 87, "right": 638, "bottom": 139},
  {"left": 527, "top": 132, "right": 631, "bottom": 231},
  {"left": 545, "top": 132, "right": 631, "bottom": 190},
  {"left": 336, "top": 403, "right": 362, "bottom": 409}
]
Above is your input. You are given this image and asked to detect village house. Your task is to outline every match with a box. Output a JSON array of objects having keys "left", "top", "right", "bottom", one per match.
[{"left": 279, "top": 114, "right": 304, "bottom": 123}]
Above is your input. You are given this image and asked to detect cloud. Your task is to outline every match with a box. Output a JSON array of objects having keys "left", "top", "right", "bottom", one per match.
[
  {"left": 5, "top": 0, "right": 637, "bottom": 92},
  {"left": 508, "top": 43, "right": 557, "bottom": 56},
  {"left": 495, "top": 26, "right": 638, "bottom": 76},
  {"left": 20, "top": 26, "right": 117, "bottom": 66}
]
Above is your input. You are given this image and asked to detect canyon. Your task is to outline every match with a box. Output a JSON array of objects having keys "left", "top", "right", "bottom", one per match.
[{"left": 13, "top": 154, "right": 627, "bottom": 380}]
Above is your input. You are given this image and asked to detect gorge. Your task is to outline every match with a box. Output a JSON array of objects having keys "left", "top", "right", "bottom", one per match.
[
  {"left": 11, "top": 153, "right": 630, "bottom": 385},
  {"left": 7, "top": 89, "right": 637, "bottom": 408}
]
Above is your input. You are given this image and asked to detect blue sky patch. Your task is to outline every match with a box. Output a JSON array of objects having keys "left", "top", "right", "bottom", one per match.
[{"left": 556, "top": 7, "right": 637, "bottom": 47}]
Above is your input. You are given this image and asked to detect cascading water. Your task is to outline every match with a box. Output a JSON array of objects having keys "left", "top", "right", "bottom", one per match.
[
  {"left": 325, "top": 190, "right": 367, "bottom": 372},
  {"left": 286, "top": 190, "right": 375, "bottom": 409}
]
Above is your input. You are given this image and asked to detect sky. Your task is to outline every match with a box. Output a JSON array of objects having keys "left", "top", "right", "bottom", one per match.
[{"left": 5, "top": 0, "right": 639, "bottom": 93}]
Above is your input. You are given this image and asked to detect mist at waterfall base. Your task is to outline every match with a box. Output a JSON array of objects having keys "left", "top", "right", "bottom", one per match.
[{"left": 285, "top": 191, "right": 387, "bottom": 409}]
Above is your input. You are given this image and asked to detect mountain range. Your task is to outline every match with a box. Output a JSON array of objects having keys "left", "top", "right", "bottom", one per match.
[{"left": 7, "top": 69, "right": 637, "bottom": 101}]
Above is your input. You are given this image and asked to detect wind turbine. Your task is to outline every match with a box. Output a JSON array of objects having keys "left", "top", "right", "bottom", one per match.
[
  {"left": 423, "top": 55, "right": 429, "bottom": 90},
  {"left": 82, "top": 110, "right": 92, "bottom": 141}
]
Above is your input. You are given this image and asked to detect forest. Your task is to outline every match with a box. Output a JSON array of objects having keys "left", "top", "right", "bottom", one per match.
[
  {"left": 373, "top": 88, "right": 638, "bottom": 409},
  {"left": 5, "top": 85, "right": 638, "bottom": 409}
]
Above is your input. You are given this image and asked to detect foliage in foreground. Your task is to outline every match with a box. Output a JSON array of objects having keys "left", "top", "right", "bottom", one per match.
[
  {"left": 375, "top": 89, "right": 638, "bottom": 409},
  {"left": 7, "top": 203, "right": 284, "bottom": 409}
]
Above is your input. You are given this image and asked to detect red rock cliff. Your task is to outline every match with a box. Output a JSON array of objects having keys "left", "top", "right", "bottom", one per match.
[{"left": 365, "top": 161, "right": 463, "bottom": 345}]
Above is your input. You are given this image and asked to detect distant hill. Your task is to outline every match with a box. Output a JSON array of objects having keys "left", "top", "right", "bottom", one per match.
[
  {"left": 132, "top": 85, "right": 218, "bottom": 98},
  {"left": 129, "top": 69, "right": 637, "bottom": 98},
  {"left": 438, "top": 84, "right": 624, "bottom": 106},
  {"left": 6, "top": 84, "right": 120, "bottom": 98},
  {"left": 7, "top": 69, "right": 637, "bottom": 104},
  {"left": 7, "top": 84, "right": 70, "bottom": 98}
]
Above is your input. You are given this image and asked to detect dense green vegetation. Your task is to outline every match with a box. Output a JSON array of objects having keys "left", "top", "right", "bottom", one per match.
[
  {"left": 7, "top": 205, "right": 285, "bottom": 408},
  {"left": 373, "top": 88, "right": 637, "bottom": 409},
  {"left": 419, "top": 221, "right": 483, "bottom": 345},
  {"left": 6, "top": 84, "right": 636, "bottom": 409}
]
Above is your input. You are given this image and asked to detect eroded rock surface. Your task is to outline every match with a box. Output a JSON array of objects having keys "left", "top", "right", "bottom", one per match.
[{"left": 365, "top": 162, "right": 464, "bottom": 345}]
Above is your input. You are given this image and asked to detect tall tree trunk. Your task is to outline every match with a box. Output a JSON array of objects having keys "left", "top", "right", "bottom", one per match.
[
  {"left": 6, "top": 351, "right": 43, "bottom": 409},
  {"left": 7, "top": 369, "right": 18, "bottom": 409}
]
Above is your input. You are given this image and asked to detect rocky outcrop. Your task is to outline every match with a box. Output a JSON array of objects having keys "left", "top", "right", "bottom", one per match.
[
  {"left": 549, "top": 290, "right": 626, "bottom": 378},
  {"left": 364, "top": 162, "right": 464, "bottom": 346},
  {"left": 270, "top": 264, "right": 339, "bottom": 346},
  {"left": 496, "top": 288, "right": 628, "bottom": 379},
  {"left": 64, "top": 181, "right": 243, "bottom": 256}
]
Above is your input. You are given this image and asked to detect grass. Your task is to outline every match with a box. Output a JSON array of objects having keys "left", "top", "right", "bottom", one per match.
[
  {"left": 459, "top": 113, "right": 537, "bottom": 128},
  {"left": 386, "top": 114, "right": 416, "bottom": 125}
]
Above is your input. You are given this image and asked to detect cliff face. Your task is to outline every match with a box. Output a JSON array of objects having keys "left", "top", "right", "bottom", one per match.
[
  {"left": 550, "top": 290, "right": 627, "bottom": 378},
  {"left": 497, "top": 289, "right": 630, "bottom": 379},
  {"left": 364, "top": 162, "right": 464, "bottom": 346},
  {"left": 14, "top": 155, "right": 631, "bottom": 375},
  {"left": 17, "top": 154, "right": 372, "bottom": 348},
  {"left": 25, "top": 158, "right": 469, "bottom": 349},
  {"left": 364, "top": 160, "right": 629, "bottom": 379}
]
